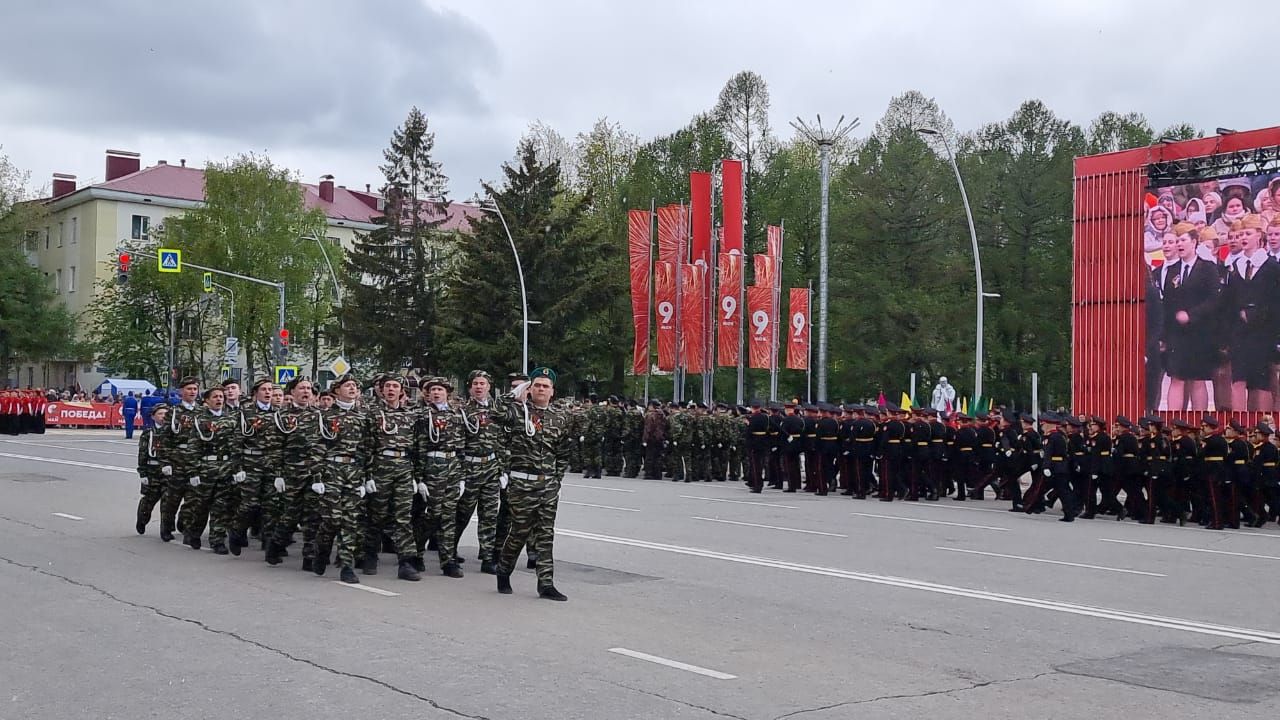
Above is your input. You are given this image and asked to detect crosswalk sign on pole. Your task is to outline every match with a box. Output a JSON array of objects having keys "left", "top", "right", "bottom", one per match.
[
  {"left": 158, "top": 248, "right": 182, "bottom": 273},
  {"left": 202, "top": 272, "right": 213, "bottom": 292},
  {"left": 274, "top": 365, "right": 299, "bottom": 384}
]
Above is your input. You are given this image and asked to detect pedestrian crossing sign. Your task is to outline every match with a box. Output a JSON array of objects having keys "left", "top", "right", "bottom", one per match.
[
  {"left": 274, "top": 365, "right": 299, "bottom": 384},
  {"left": 158, "top": 248, "right": 182, "bottom": 273}
]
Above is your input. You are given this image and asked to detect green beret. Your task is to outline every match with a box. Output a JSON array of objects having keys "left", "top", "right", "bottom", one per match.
[
  {"left": 468, "top": 369, "right": 492, "bottom": 383},
  {"left": 178, "top": 376, "right": 200, "bottom": 389},
  {"left": 250, "top": 377, "right": 272, "bottom": 394},
  {"left": 333, "top": 372, "right": 361, "bottom": 390},
  {"left": 149, "top": 404, "right": 169, "bottom": 417},
  {"left": 530, "top": 367, "right": 556, "bottom": 384},
  {"left": 424, "top": 376, "right": 453, "bottom": 392},
  {"left": 382, "top": 374, "right": 406, "bottom": 387},
  {"left": 284, "top": 376, "right": 311, "bottom": 393},
  {"left": 201, "top": 387, "right": 222, "bottom": 400}
]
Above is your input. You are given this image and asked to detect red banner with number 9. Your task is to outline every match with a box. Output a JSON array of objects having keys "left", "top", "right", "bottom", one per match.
[
  {"left": 747, "top": 285, "right": 775, "bottom": 370},
  {"left": 717, "top": 253, "right": 742, "bottom": 367}
]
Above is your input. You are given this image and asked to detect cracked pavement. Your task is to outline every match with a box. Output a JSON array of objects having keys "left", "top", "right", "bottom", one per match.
[{"left": 3, "top": 431, "right": 1280, "bottom": 719}]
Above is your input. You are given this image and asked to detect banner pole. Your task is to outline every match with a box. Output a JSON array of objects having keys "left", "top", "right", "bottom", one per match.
[{"left": 770, "top": 221, "right": 784, "bottom": 402}]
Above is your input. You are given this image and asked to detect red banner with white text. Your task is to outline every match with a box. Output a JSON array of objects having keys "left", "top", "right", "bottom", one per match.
[
  {"left": 717, "top": 253, "right": 742, "bottom": 367},
  {"left": 747, "top": 285, "right": 775, "bottom": 370},
  {"left": 721, "top": 159, "right": 744, "bottom": 256},
  {"left": 655, "top": 261, "right": 677, "bottom": 371},
  {"left": 628, "top": 209, "right": 651, "bottom": 376},
  {"left": 44, "top": 401, "right": 138, "bottom": 428},
  {"left": 681, "top": 263, "right": 706, "bottom": 373},
  {"left": 753, "top": 254, "right": 777, "bottom": 290},
  {"left": 657, "top": 204, "right": 684, "bottom": 266},
  {"left": 787, "top": 288, "right": 810, "bottom": 370}
]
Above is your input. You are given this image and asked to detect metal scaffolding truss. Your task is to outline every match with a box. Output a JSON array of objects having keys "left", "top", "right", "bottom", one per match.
[{"left": 1147, "top": 144, "right": 1280, "bottom": 186}]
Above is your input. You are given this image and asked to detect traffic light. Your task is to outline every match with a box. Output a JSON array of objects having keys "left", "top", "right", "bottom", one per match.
[
  {"left": 274, "top": 328, "right": 289, "bottom": 360},
  {"left": 116, "top": 252, "right": 131, "bottom": 284}
]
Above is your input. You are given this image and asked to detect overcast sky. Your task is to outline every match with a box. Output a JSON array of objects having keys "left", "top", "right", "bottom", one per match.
[{"left": 3, "top": 0, "right": 1278, "bottom": 200}]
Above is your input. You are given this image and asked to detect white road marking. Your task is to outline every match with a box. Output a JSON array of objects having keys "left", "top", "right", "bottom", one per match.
[
  {"left": 0, "top": 439, "right": 133, "bottom": 456},
  {"left": 1100, "top": 538, "right": 1280, "bottom": 561},
  {"left": 0, "top": 452, "right": 132, "bottom": 473},
  {"left": 910, "top": 502, "right": 1009, "bottom": 514},
  {"left": 679, "top": 495, "right": 797, "bottom": 509},
  {"left": 936, "top": 546, "right": 1166, "bottom": 577},
  {"left": 850, "top": 512, "right": 1009, "bottom": 532},
  {"left": 692, "top": 517, "right": 847, "bottom": 537},
  {"left": 563, "top": 483, "right": 637, "bottom": 493},
  {"left": 561, "top": 501, "right": 640, "bottom": 513},
  {"left": 1179, "top": 526, "right": 1280, "bottom": 540},
  {"left": 607, "top": 648, "right": 736, "bottom": 680},
  {"left": 558, "top": 528, "right": 1280, "bottom": 645},
  {"left": 333, "top": 582, "right": 400, "bottom": 597},
  {"left": 51, "top": 512, "right": 84, "bottom": 521}
]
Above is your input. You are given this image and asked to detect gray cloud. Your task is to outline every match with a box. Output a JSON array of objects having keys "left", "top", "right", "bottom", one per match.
[{"left": 0, "top": 0, "right": 496, "bottom": 148}]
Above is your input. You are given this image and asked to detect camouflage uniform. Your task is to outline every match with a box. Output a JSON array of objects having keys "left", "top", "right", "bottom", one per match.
[
  {"left": 666, "top": 409, "right": 690, "bottom": 481},
  {"left": 454, "top": 396, "right": 506, "bottom": 567},
  {"left": 362, "top": 399, "right": 419, "bottom": 571},
  {"left": 186, "top": 407, "right": 240, "bottom": 550},
  {"left": 601, "top": 402, "right": 625, "bottom": 476},
  {"left": 231, "top": 401, "right": 280, "bottom": 547},
  {"left": 413, "top": 402, "right": 464, "bottom": 570},
  {"left": 159, "top": 402, "right": 203, "bottom": 539},
  {"left": 687, "top": 410, "right": 713, "bottom": 482},
  {"left": 564, "top": 406, "right": 586, "bottom": 475},
  {"left": 493, "top": 394, "right": 572, "bottom": 589},
  {"left": 266, "top": 403, "right": 324, "bottom": 565},
  {"left": 314, "top": 401, "right": 367, "bottom": 573},
  {"left": 582, "top": 402, "right": 607, "bottom": 478},
  {"left": 135, "top": 422, "right": 167, "bottom": 533},
  {"left": 622, "top": 405, "right": 644, "bottom": 478}
]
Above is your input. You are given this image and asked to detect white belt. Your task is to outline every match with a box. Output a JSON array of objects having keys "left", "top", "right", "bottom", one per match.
[
  {"left": 177, "top": 444, "right": 189, "bottom": 449},
  {"left": 424, "top": 451, "right": 450, "bottom": 459},
  {"left": 380, "top": 449, "right": 408, "bottom": 458},
  {"left": 201, "top": 455, "right": 227, "bottom": 461},
  {"left": 464, "top": 454, "right": 495, "bottom": 463},
  {"left": 328, "top": 455, "right": 356, "bottom": 464},
  {"left": 243, "top": 449, "right": 264, "bottom": 456},
  {"left": 509, "top": 471, "right": 542, "bottom": 481}
]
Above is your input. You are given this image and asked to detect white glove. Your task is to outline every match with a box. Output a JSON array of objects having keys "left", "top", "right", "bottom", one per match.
[
  {"left": 310, "top": 482, "right": 326, "bottom": 495},
  {"left": 671, "top": 441, "right": 677, "bottom": 447},
  {"left": 579, "top": 435, "right": 585, "bottom": 442},
  {"left": 717, "top": 443, "right": 723, "bottom": 448},
  {"left": 232, "top": 470, "right": 246, "bottom": 484},
  {"left": 160, "top": 465, "right": 173, "bottom": 476},
  {"left": 642, "top": 442, "right": 647, "bottom": 447},
  {"left": 1091, "top": 474, "right": 1098, "bottom": 480},
  {"left": 274, "top": 477, "right": 285, "bottom": 493},
  {"left": 357, "top": 485, "right": 366, "bottom": 499},
  {"left": 701, "top": 444, "right": 706, "bottom": 449},
  {"left": 458, "top": 480, "right": 466, "bottom": 495},
  {"left": 416, "top": 482, "right": 429, "bottom": 498},
  {"left": 1043, "top": 468, "right": 1051, "bottom": 477},
  {"left": 1005, "top": 450, "right": 1014, "bottom": 457},
  {"left": 499, "top": 473, "right": 509, "bottom": 490},
  {"left": 189, "top": 476, "right": 201, "bottom": 487},
  {"left": 513, "top": 380, "right": 531, "bottom": 397},
  {"left": 140, "top": 477, "right": 150, "bottom": 486},
  {"left": 364, "top": 479, "right": 377, "bottom": 494}
]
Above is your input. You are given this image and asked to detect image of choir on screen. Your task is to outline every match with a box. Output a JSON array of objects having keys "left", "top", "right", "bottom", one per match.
[{"left": 1145, "top": 172, "right": 1280, "bottom": 413}]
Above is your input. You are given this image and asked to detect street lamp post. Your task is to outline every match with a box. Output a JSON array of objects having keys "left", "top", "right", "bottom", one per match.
[
  {"left": 916, "top": 126, "right": 986, "bottom": 401},
  {"left": 481, "top": 196, "right": 530, "bottom": 375}
]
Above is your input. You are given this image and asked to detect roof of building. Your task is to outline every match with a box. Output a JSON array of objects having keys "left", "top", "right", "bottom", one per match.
[{"left": 52, "top": 162, "right": 483, "bottom": 233}]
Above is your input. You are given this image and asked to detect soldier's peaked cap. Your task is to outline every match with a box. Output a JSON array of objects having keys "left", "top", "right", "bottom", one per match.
[{"left": 1200, "top": 415, "right": 1219, "bottom": 428}]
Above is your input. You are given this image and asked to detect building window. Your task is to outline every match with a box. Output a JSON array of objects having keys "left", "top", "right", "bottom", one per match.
[
  {"left": 68, "top": 266, "right": 76, "bottom": 293},
  {"left": 44, "top": 226, "right": 50, "bottom": 250},
  {"left": 24, "top": 230, "right": 38, "bottom": 252},
  {"left": 54, "top": 268, "right": 62, "bottom": 294},
  {"left": 57, "top": 222, "right": 64, "bottom": 247},
  {"left": 131, "top": 215, "right": 150, "bottom": 240},
  {"left": 70, "top": 216, "right": 77, "bottom": 244}
]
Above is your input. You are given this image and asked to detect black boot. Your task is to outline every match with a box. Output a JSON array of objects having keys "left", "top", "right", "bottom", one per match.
[
  {"left": 361, "top": 553, "right": 378, "bottom": 575},
  {"left": 497, "top": 574, "right": 513, "bottom": 594},
  {"left": 312, "top": 553, "right": 328, "bottom": 576},
  {"left": 212, "top": 543, "right": 229, "bottom": 555},
  {"left": 480, "top": 559, "right": 498, "bottom": 575},
  {"left": 265, "top": 542, "right": 283, "bottom": 566},
  {"left": 136, "top": 516, "right": 147, "bottom": 535},
  {"left": 443, "top": 563, "right": 463, "bottom": 578},
  {"left": 339, "top": 566, "right": 359, "bottom": 584},
  {"left": 526, "top": 554, "right": 538, "bottom": 570},
  {"left": 426, "top": 536, "right": 439, "bottom": 551},
  {"left": 301, "top": 557, "right": 313, "bottom": 572},
  {"left": 185, "top": 533, "right": 201, "bottom": 550},
  {"left": 453, "top": 555, "right": 466, "bottom": 564},
  {"left": 409, "top": 556, "right": 426, "bottom": 573},
  {"left": 397, "top": 558, "right": 421, "bottom": 581},
  {"left": 160, "top": 528, "right": 174, "bottom": 542},
  {"left": 538, "top": 585, "right": 568, "bottom": 601}
]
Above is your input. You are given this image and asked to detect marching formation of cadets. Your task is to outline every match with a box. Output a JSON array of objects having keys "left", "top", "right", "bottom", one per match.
[
  {"left": 0, "top": 389, "right": 48, "bottom": 435},
  {"left": 134, "top": 368, "right": 573, "bottom": 601}
]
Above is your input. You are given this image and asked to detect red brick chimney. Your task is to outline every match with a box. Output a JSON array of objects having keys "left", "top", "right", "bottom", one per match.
[
  {"left": 105, "top": 149, "right": 141, "bottom": 181},
  {"left": 52, "top": 173, "right": 77, "bottom": 198},
  {"left": 319, "top": 174, "right": 335, "bottom": 203}
]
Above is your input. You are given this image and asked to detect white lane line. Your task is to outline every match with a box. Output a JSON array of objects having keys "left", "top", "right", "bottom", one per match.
[
  {"left": 51, "top": 512, "right": 84, "bottom": 521},
  {"left": 692, "top": 517, "right": 847, "bottom": 537},
  {"left": 936, "top": 546, "right": 1166, "bottom": 577},
  {"left": 0, "top": 439, "right": 133, "bottom": 456},
  {"left": 607, "top": 648, "right": 736, "bottom": 680},
  {"left": 910, "top": 502, "right": 1009, "bottom": 514},
  {"left": 333, "top": 582, "right": 400, "bottom": 597},
  {"left": 563, "top": 483, "right": 637, "bottom": 494},
  {"left": 850, "top": 512, "right": 1009, "bottom": 532},
  {"left": 562, "top": 501, "right": 640, "bottom": 513},
  {"left": 1178, "top": 526, "right": 1280, "bottom": 540},
  {"left": 0, "top": 452, "right": 132, "bottom": 473},
  {"left": 679, "top": 495, "right": 797, "bottom": 509},
  {"left": 558, "top": 529, "right": 1280, "bottom": 645},
  {"left": 1100, "top": 538, "right": 1280, "bottom": 561}
]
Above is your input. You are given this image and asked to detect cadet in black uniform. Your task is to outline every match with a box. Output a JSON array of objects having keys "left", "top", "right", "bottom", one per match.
[
  {"left": 1225, "top": 420, "right": 1251, "bottom": 530},
  {"left": 780, "top": 405, "right": 806, "bottom": 493},
  {"left": 1168, "top": 419, "right": 1198, "bottom": 525},
  {"left": 952, "top": 413, "right": 978, "bottom": 501},
  {"left": 767, "top": 404, "right": 785, "bottom": 488},
  {"left": 848, "top": 406, "right": 876, "bottom": 498},
  {"left": 1010, "top": 413, "right": 1042, "bottom": 512},
  {"left": 1112, "top": 416, "right": 1141, "bottom": 521},
  {"left": 745, "top": 400, "right": 771, "bottom": 493},
  {"left": 1024, "top": 413, "right": 1076, "bottom": 520},
  {"left": 815, "top": 404, "right": 840, "bottom": 496},
  {"left": 1251, "top": 423, "right": 1278, "bottom": 527},
  {"left": 1200, "top": 416, "right": 1229, "bottom": 530}
]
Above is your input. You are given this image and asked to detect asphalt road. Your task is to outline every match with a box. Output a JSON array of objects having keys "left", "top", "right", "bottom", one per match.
[{"left": 2, "top": 430, "right": 1280, "bottom": 720}]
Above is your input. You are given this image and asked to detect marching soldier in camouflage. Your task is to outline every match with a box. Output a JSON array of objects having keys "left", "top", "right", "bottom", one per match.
[
  {"left": 135, "top": 404, "right": 170, "bottom": 536},
  {"left": 454, "top": 370, "right": 506, "bottom": 575},
  {"left": 666, "top": 404, "right": 690, "bottom": 481},
  {"left": 362, "top": 375, "right": 422, "bottom": 580},
  {"left": 494, "top": 367, "right": 572, "bottom": 601},
  {"left": 641, "top": 400, "right": 666, "bottom": 479},
  {"left": 602, "top": 396, "right": 625, "bottom": 476},
  {"left": 182, "top": 385, "right": 242, "bottom": 554},
  {"left": 313, "top": 373, "right": 367, "bottom": 584},
  {"left": 581, "top": 396, "right": 606, "bottom": 478},
  {"left": 265, "top": 377, "right": 324, "bottom": 569},
  {"left": 414, "top": 377, "right": 466, "bottom": 578},
  {"left": 565, "top": 402, "right": 586, "bottom": 475},
  {"left": 159, "top": 376, "right": 203, "bottom": 543},
  {"left": 622, "top": 400, "right": 644, "bottom": 478},
  {"left": 230, "top": 379, "right": 280, "bottom": 553}
]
